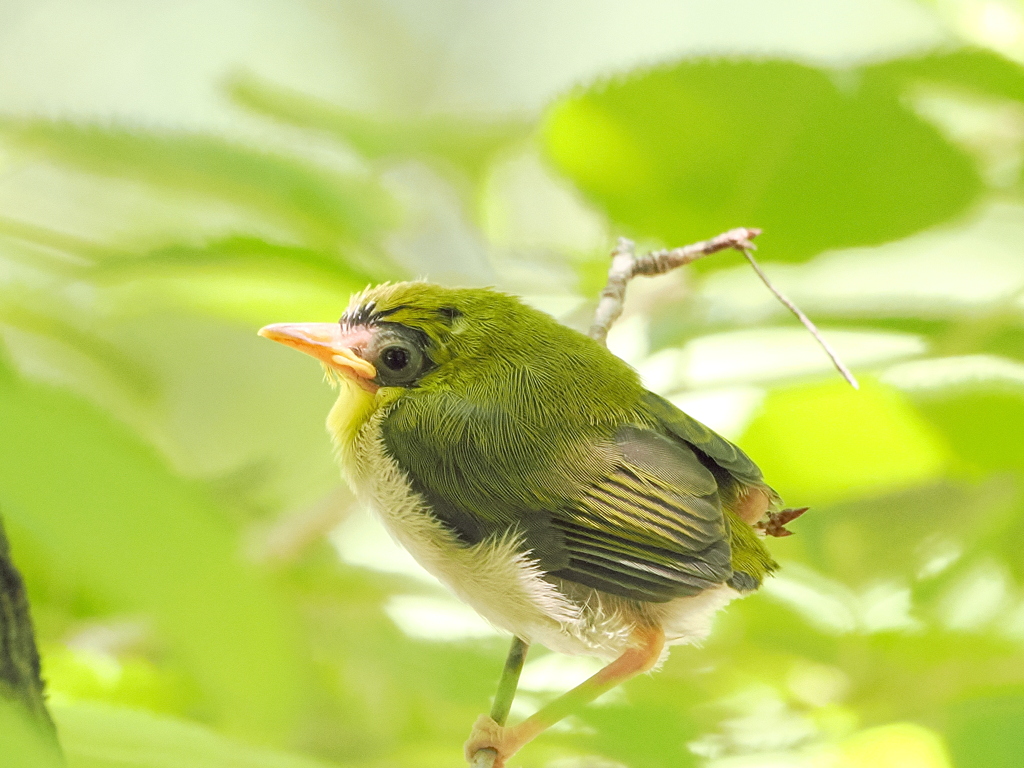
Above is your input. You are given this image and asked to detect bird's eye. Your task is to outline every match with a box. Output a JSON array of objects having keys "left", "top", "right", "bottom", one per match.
[
  {"left": 381, "top": 345, "right": 409, "bottom": 371},
  {"left": 369, "top": 332, "right": 429, "bottom": 387}
]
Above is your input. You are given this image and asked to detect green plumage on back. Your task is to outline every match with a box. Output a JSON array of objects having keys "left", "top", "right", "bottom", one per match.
[{"left": 339, "top": 283, "right": 778, "bottom": 602}]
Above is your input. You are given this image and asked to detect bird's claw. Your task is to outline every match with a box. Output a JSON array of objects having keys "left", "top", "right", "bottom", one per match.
[
  {"left": 465, "top": 714, "right": 519, "bottom": 767},
  {"left": 756, "top": 507, "right": 808, "bottom": 537}
]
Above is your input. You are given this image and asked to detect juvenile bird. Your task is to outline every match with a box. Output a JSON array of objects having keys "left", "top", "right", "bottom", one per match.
[{"left": 259, "top": 282, "right": 799, "bottom": 767}]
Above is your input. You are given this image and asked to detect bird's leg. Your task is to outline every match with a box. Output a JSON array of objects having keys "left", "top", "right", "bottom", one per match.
[
  {"left": 733, "top": 487, "right": 771, "bottom": 525},
  {"left": 490, "top": 636, "right": 529, "bottom": 726},
  {"left": 470, "top": 637, "right": 529, "bottom": 768},
  {"left": 465, "top": 625, "right": 666, "bottom": 767}
]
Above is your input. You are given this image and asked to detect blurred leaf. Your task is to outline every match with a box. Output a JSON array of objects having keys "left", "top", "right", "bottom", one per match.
[
  {"left": 785, "top": 478, "right": 1018, "bottom": 587},
  {"left": 53, "top": 701, "right": 343, "bottom": 768},
  {"left": 866, "top": 48, "right": 1024, "bottom": 106},
  {"left": 573, "top": 676, "right": 702, "bottom": 768},
  {"left": 543, "top": 56, "right": 981, "bottom": 263},
  {"left": 229, "top": 74, "right": 531, "bottom": 181},
  {"left": 100, "top": 271, "right": 362, "bottom": 327},
  {"left": 0, "top": 120, "right": 398, "bottom": 250},
  {"left": 740, "top": 378, "right": 952, "bottom": 504},
  {"left": 89, "top": 236, "right": 379, "bottom": 324},
  {"left": 0, "top": 290, "right": 156, "bottom": 400},
  {"left": 0, "top": 699, "right": 64, "bottom": 768},
  {"left": 93, "top": 236, "right": 374, "bottom": 287},
  {"left": 945, "top": 690, "right": 1024, "bottom": 768},
  {"left": 0, "top": 218, "right": 104, "bottom": 271},
  {"left": 645, "top": 327, "right": 925, "bottom": 391},
  {"left": 43, "top": 644, "right": 193, "bottom": 715},
  {"left": 906, "top": 367, "right": 1024, "bottom": 579},
  {"left": 278, "top": 550, "right": 508, "bottom": 764},
  {"left": 908, "top": 381, "right": 1024, "bottom": 474},
  {"left": 832, "top": 723, "right": 953, "bottom": 768},
  {"left": 0, "top": 375, "right": 306, "bottom": 741}
]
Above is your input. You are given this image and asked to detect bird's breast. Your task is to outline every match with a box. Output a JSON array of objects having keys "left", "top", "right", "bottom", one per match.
[{"left": 336, "top": 405, "right": 596, "bottom": 651}]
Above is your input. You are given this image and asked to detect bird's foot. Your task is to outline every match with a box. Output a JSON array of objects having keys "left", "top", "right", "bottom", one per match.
[
  {"left": 464, "top": 714, "right": 526, "bottom": 767},
  {"left": 757, "top": 507, "right": 808, "bottom": 537}
]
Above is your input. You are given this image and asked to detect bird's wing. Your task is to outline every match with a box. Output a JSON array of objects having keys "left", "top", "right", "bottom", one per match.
[
  {"left": 641, "top": 391, "right": 770, "bottom": 492},
  {"left": 380, "top": 394, "right": 734, "bottom": 603},
  {"left": 541, "top": 424, "right": 732, "bottom": 601}
]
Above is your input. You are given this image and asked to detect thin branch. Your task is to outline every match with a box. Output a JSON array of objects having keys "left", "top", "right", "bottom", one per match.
[
  {"left": 489, "top": 637, "right": 529, "bottom": 726},
  {"left": 741, "top": 249, "right": 859, "bottom": 389},
  {"left": 471, "top": 637, "right": 529, "bottom": 768},
  {"left": 588, "top": 227, "right": 858, "bottom": 389},
  {"left": 589, "top": 227, "right": 760, "bottom": 345}
]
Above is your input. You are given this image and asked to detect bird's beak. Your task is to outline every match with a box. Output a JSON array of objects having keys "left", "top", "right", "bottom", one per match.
[{"left": 258, "top": 322, "right": 377, "bottom": 381}]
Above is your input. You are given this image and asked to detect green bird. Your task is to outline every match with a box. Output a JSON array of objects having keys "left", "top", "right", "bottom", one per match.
[{"left": 259, "top": 281, "right": 801, "bottom": 767}]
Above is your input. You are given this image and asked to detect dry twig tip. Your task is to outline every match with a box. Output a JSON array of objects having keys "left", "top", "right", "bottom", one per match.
[
  {"left": 740, "top": 248, "right": 859, "bottom": 389},
  {"left": 588, "top": 227, "right": 859, "bottom": 390},
  {"left": 589, "top": 227, "right": 761, "bottom": 345}
]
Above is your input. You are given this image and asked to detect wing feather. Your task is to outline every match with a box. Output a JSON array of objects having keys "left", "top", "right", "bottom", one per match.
[
  {"left": 381, "top": 394, "right": 740, "bottom": 603},
  {"left": 641, "top": 391, "right": 767, "bottom": 490}
]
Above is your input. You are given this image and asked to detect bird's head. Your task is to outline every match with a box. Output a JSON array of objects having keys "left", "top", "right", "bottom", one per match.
[
  {"left": 260, "top": 280, "right": 643, "bottom": 452},
  {"left": 258, "top": 281, "right": 511, "bottom": 396}
]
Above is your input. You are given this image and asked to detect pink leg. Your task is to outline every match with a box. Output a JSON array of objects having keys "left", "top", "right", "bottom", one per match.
[
  {"left": 465, "top": 625, "right": 666, "bottom": 767},
  {"left": 733, "top": 487, "right": 771, "bottom": 525}
]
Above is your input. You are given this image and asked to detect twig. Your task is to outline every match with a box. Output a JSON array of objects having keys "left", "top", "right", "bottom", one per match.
[
  {"left": 471, "top": 637, "right": 529, "bottom": 768},
  {"left": 740, "top": 249, "right": 859, "bottom": 389},
  {"left": 489, "top": 637, "right": 529, "bottom": 726},
  {"left": 588, "top": 228, "right": 760, "bottom": 345},
  {"left": 589, "top": 227, "right": 858, "bottom": 389}
]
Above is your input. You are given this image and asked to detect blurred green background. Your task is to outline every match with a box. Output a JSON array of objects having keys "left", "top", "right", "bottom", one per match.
[{"left": 2, "top": 1, "right": 1024, "bottom": 766}]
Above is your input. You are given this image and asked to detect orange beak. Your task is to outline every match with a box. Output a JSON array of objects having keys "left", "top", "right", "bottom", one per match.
[{"left": 258, "top": 322, "right": 377, "bottom": 382}]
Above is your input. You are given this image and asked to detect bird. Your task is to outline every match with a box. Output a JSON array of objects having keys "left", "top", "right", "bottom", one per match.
[{"left": 259, "top": 281, "right": 803, "bottom": 767}]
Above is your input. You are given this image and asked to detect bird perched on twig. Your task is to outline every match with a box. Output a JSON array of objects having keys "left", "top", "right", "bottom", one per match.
[{"left": 259, "top": 281, "right": 802, "bottom": 767}]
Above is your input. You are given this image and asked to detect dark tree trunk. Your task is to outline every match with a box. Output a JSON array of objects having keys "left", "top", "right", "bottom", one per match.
[{"left": 0, "top": 515, "right": 62, "bottom": 762}]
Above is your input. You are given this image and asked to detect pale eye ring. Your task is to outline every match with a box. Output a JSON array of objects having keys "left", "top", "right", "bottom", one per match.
[{"left": 370, "top": 332, "right": 428, "bottom": 387}]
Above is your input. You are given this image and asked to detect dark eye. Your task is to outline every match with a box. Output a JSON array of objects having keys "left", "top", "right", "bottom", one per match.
[
  {"left": 381, "top": 345, "right": 409, "bottom": 371},
  {"left": 370, "top": 333, "right": 429, "bottom": 387}
]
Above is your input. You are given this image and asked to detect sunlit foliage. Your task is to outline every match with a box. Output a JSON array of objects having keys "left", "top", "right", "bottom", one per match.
[{"left": 2, "top": 3, "right": 1024, "bottom": 767}]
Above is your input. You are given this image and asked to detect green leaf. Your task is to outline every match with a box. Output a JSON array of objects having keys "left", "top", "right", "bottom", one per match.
[
  {"left": 866, "top": 48, "right": 1024, "bottom": 106},
  {"left": 543, "top": 56, "right": 981, "bottom": 263},
  {"left": 0, "top": 120, "right": 398, "bottom": 250},
  {"left": 776, "top": 478, "right": 1017, "bottom": 587},
  {"left": 0, "top": 376, "right": 306, "bottom": 741},
  {"left": 834, "top": 723, "right": 953, "bottom": 768},
  {"left": 0, "top": 291, "right": 156, "bottom": 400},
  {"left": 739, "top": 378, "right": 952, "bottom": 505},
  {"left": 904, "top": 377, "right": 1024, "bottom": 473},
  {"left": 0, "top": 217, "right": 105, "bottom": 271},
  {"left": 229, "top": 74, "right": 531, "bottom": 181},
  {"left": 946, "top": 690, "right": 1024, "bottom": 768},
  {"left": 93, "top": 236, "right": 374, "bottom": 287},
  {"left": 0, "top": 700, "right": 64, "bottom": 768},
  {"left": 89, "top": 236, "right": 381, "bottom": 324},
  {"left": 53, "top": 701, "right": 344, "bottom": 768},
  {"left": 574, "top": 677, "right": 701, "bottom": 768}
]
